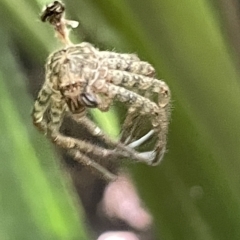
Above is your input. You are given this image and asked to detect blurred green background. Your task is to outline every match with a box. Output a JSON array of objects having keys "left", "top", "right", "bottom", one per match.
[{"left": 1, "top": 0, "right": 240, "bottom": 239}]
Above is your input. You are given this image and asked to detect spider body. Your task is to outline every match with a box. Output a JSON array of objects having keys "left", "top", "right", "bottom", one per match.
[{"left": 32, "top": 1, "right": 171, "bottom": 180}]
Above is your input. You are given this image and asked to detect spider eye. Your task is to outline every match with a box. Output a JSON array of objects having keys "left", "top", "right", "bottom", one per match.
[{"left": 81, "top": 93, "right": 98, "bottom": 108}]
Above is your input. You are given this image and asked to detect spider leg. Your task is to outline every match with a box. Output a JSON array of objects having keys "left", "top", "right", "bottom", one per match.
[
  {"left": 105, "top": 70, "right": 170, "bottom": 108},
  {"left": 67, "top": 148, "right": 117, "bottom": 181},
  {"left": 101, "top": 58, "right": 156, "bottom": 77},
  {"left": 47, "top": 98, "right": 121, "bottom": 178},
  {"left": 32, "top": 82, "right": 52, "bottom": 133},
  {"left": 123, "top": 103, "right": 169, "bottom": 165},
  {"left": 120, "top": 110, "right": 141, "bottom": 144},
  {"left": 122, "top": 106, "right": 168, "bottom": 165},
  {"left": 105, "top": 69, "right": 171, "bottom": 162},
  {"left": 70, "top": 114, "right": 154, "bottom": 164},
  {"left": 94, "top": 82, "right": 169, "bottom": 165},
  {"left": 48, "top": 98, "right": 150, "bottom": 179},
  {"left": 51, "top": 128, "right": 124, "bottom": 180},
  {"left": 31, "top": 76, "right": 116, "bottom": 178},
  {"left": 99, "top": 51, "right": 140, "bottom": 61},
  {"left": 70, "top": 114, "right": 120, "bottom": 147}
]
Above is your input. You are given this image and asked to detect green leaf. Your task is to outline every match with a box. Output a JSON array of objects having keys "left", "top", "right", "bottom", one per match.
[{"left": 0, "top": 30, "right": 88, "bottom": 239}]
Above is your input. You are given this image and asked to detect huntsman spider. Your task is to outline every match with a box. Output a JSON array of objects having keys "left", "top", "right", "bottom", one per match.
[{"left": 32, "top": 1, "right": 171, "bottom": 180}]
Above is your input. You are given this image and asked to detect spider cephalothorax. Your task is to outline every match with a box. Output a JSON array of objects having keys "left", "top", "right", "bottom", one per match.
[{"left": 32, "top": 1, "right": 171, "bottom": 180}]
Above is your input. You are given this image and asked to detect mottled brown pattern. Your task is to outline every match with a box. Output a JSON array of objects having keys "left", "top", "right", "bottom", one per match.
[{"left": 32, "top": 1, "right": 171, "bottom": 180}]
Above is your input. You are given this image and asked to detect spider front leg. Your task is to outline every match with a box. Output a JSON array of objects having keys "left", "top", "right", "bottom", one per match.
[
  {"left": 105, "top": 70, "right": 171, "bottom": 107},
  {"left": 99, "top": 51, "right": 140, "bottom": 62},
  {"left": 101, "top": 57, "right": 156, "bottom": 77},
  {"left": 94, "top": 82, "right": 169, "bottom": 165},
  {"left": 104, "top": 69, "right": 171, "bottom": 149}
]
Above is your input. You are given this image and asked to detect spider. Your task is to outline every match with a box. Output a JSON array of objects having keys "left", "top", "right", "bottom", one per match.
[{"left": 32, "top": 1, "right": 171, "bottom": 181}]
